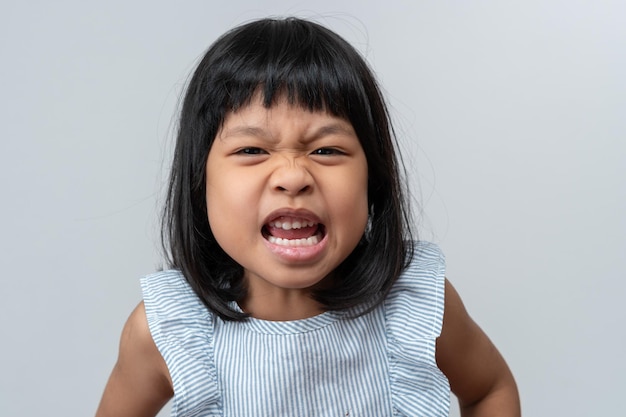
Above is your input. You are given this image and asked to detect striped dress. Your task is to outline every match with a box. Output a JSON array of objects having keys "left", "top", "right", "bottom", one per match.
[{"left": 141, "top": 241, "right": 450, "bottom": 416}]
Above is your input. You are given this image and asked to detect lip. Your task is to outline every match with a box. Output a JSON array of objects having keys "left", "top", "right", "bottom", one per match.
[
  {"left": 262, "top": 208, "right": 323, "bottom": 225},
  {"left": 262, "top": 208, "right": 328, "bottom": 263}
]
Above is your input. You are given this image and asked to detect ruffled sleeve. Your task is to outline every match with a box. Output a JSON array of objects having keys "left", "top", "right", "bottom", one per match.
[
  {"left": 385, "top": 241, "right": 451, "bottom": 416},
  {"left": 141, "top": 270, "right": 222, "bottom": 416}
]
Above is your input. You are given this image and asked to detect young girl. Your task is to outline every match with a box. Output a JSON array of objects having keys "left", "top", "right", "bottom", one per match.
[{"left": 96, "top": 17, "right": 520, "bottom": 417}]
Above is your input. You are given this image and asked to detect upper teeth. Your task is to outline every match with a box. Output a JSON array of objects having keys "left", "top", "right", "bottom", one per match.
[{"left": 270, "top": 220, "right": 316, "bottom": 230}]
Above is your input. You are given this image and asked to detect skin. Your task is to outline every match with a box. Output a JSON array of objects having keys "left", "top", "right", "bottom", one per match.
[
  {"left": 96, "top": 303, "right": 172, "bottom": 417},
  {"left": 437, "top": 281, "right": 521, "bottom": 416},
  {"left": 95, "top": 99, "right": 520, "bottom": 417},
  {"left": 204, "top": 96, "right": 369, "bottom": 320}
]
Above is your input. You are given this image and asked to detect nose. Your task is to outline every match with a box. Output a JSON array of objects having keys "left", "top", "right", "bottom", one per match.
[{"left": 269, "top": 159, "right": 313, "bottom": 196}]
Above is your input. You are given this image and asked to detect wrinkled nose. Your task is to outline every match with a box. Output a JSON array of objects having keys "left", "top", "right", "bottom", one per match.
[{"left": 269, "top": 160, "right": 313, "bottom": 196}]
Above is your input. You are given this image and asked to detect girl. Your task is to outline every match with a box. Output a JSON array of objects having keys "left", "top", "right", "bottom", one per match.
[{"left": 96, "top": 17, "right": 520, "bottom": 417}]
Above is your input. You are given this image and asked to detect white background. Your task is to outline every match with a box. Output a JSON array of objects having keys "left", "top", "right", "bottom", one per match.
[{"left": 1, "top": 1, "right": 624, "bottom": 416}]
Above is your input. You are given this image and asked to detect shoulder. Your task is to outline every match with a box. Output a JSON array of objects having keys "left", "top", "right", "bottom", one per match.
[
  {"left": 141, "top": 269, "right": 211, "bottom": 320},
  {"left": 385, "top": 241, "right": 446, "bottom": 338},
  {"left": 139, "top": 268, "right": 215, "bottom": 359},
  {"left": 396, "top": 241, "right": 445, "bottom": 285},
  {"left": 409, "top": 241, "right": 445, "bottom": 271},
  {"left": 140, "top": 269, "right": 194, "bottom": 303},
  {"left": 436, "top": 280, "right": 520, "bottom": 413},
  {"left": 118, "top": 302, "right": 172, "bottom": 391},
  {"left": 96, "top": 302, "right": 173, "bottom": 417},
  {"left": 121, "top": 302, "right": 168, "bottom": 365},
  {"left": 387, "top": 241, "right": 446, "bottom": 321}
]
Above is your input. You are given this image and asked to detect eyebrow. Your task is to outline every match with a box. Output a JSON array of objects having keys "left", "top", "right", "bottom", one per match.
[
  {"left": 312, "top": 123, "right": 355, "bottom": 139},
  {"left": 219, "top": 126, "right": 270, "bottom": 140},
  {"left": 220, "top": 122, "right": 355, "bottom": 142}
]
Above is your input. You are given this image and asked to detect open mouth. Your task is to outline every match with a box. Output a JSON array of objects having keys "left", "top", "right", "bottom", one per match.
[{"left": 262, "top": 216, "right": 326, "bottom": 247}]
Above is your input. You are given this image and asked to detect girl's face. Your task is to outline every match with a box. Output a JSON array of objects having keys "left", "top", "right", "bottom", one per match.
[{"left": 205, "top": 96, "right": 368, "bottom": 315}]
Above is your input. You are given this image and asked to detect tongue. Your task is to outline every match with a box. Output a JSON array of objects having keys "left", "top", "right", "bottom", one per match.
[{"left": 266, "top": 224, "right": 318, "bottom": 240}]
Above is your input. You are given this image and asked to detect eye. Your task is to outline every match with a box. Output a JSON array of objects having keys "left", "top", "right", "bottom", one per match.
[
  {"left": 236, "top": 147, "right": 267, "bottom": 155},
  {"left": 311, "top": 148, "right": 345, "bottom": 156}
]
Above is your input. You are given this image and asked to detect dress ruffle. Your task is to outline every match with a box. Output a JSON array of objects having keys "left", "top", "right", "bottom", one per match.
[
  {"left": 385, "top": 242, "right": 451, "bottom": 416},
  {"left": 141, "top": 271, "right": 222, "bottom": 416}
]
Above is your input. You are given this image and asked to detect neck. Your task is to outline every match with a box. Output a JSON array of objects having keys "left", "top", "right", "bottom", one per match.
[{"left": 239, "top": 290, "right": 325, "bottom": 321}]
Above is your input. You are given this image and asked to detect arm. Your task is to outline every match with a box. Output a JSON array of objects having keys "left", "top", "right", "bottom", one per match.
[
  {"left": 95, "top": 302, "right": 174, "bottom": 417},
  {"left": 436, "top": 279, "right": 521, "bottom": 417}
]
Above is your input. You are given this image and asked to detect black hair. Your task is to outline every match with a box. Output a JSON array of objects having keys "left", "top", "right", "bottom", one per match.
[{"left": 162, "top": 17, "right": 414, "bottom": 320}]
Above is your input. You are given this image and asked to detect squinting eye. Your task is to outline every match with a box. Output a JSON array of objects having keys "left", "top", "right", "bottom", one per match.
[
  {"left": 311, "top": 148, "right": 343, "bottom": 156},
  {"left": 237, "top": 147, "right": 266, "bottom": 155}
]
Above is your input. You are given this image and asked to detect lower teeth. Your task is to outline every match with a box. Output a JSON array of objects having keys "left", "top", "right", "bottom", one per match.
[{"left": 267, "top": 235, "right": 320, "bottom": 246}]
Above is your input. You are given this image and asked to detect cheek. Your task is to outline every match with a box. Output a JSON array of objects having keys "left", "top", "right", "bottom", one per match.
[
  {"left": 205, "top": 169, "right": 262, "bottom": 239},
  {"left": 206, "top": 179, "right": 244, "bottom": 222},
  {"left": 353, "top": 184, "right": 370, "bottom": 228},
  {"left": 330, "top": 166, "right": 369, "bottom": 230}
]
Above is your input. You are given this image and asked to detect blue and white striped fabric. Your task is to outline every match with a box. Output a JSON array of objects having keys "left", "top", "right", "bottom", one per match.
[{"left": 141, "top": 241, "right": 450, "bottom": 416}]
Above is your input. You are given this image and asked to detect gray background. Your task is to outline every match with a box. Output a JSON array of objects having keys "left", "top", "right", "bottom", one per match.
[{"left": 1, "top": 1, "right": 624, "bottom": 416}]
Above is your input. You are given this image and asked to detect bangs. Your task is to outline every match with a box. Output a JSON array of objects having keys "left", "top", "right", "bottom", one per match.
[{"left": 206, "top": 18, "right": 370, "bottom": 118}]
